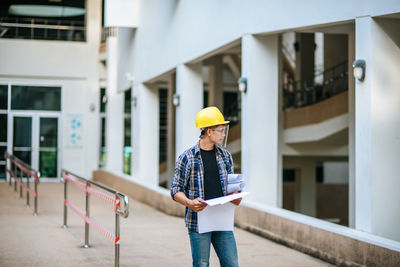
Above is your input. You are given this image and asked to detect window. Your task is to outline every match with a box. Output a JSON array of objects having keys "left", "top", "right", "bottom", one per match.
[
  {"left": 0, "top": 85, "right": 7, "bottom": 179},
  {"left": 123, "top": 89, "right": 132, "bottom": 175},
  {"left": 99, "top": 88, "right": 106, "bottom": 168},
  {"left": 159, "top": 88, "right": 168, "bottom": 164},
  {"left": 11, "top": 85, "right": 61, "bottom": 111}
]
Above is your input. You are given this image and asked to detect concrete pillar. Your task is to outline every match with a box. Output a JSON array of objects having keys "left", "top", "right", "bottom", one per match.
[
  {"left": 105, "top": 31, "right": 124, "bottom": 173},
  {"left": 175, "top": 63, "right": 203, "bottom": 157},
  {"left": 324, "top": 34, "right": 348, "bottom": 70},
  {"left": 208, "top": 55, "right": 224, "bottom": 111},
  {"left": 355, "top": 17, "right": 400, "bottom": 241},
  {"left": 167, "top": 73, "right": 176, "bottom": 185},
  {"left": 277, "top": 34, "right": 284, "bottom": 208},
  {"left": 354, "top": 17, "right": 373, "bottom": 234},
  {"left": 131, "top": 83, "right": 159, "bottom": 186},
  {"left": 295, "top": 33, "right": 315, "bottom": 86},
  {"left": 299, "top": 160, "right": 316, "bottom": 216},
  {"left": 348, "top": 28, "right": 356, "bottom": 228},
  {"left": 241, "top": 34, "right": 279, "bottom": 206},
  {"left": 284, "top": 158, "right": 316, "bottom": 216}
]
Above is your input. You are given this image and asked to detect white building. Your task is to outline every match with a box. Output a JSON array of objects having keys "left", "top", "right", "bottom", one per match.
[{"left": 1, "top": 0, "right": 399, "bottom": 265}]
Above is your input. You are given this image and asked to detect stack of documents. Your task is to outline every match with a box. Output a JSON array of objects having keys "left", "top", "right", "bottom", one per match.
[
  {"left": 227, "top": 174, "right": 245, "bottom": 194},
  {"left": 198, "top": 192, "right": 249, "bottom": 234}
]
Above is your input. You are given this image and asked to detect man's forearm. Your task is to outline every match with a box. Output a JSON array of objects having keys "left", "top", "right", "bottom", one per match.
[
  {"left": 173, "top": 192, "right": 207, "bottom": 212},
  {"left": 173, "top": 192, "right": 191, "bottom": 207}
]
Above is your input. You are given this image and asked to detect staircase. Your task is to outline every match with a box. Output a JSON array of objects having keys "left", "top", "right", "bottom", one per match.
[{"left": 283, "top": 61, "right": 348, "bottom": 110}]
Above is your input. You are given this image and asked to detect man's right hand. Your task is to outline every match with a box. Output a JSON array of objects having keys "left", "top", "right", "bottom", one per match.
[{"left": 188, "top": 198, "right": 207, "bottom": 212}]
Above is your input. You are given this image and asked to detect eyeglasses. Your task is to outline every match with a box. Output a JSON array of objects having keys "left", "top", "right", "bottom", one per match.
[{"left": 212, "top": 127, "right": 226, "bottom": 133}]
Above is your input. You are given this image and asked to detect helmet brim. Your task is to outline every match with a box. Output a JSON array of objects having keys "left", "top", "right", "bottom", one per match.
[{"left": 197, "top": 120, "right": 230, "bottom": 129}]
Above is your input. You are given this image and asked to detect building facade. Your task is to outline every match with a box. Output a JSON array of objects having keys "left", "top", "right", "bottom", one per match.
[{"left": 1, "top": 0, "right": 400, "bottom": 264}]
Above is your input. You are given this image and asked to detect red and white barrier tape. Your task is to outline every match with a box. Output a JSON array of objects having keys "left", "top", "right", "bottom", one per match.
[
  {"left": 64, "top": 174, "right": 120, "bottom": 210},
  {"left": 64, "top": 200, "right": 119, "bottom": 244},
  {"left": 87, "top": 186, "right": 116, "bottom": 205},
  {"left": 8, "top": 158, "right": 36, "bottom": 177},
  {"left": 6, "top": 168, "right": 33, "bottom": 194},
  {"left": 64, "top": 174, "right": 86, "bottom": 191}
]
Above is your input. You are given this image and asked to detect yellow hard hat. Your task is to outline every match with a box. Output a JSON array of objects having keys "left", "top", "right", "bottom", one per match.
[{"left": 195, "top": 107, "right": 229, "bottom": 128}]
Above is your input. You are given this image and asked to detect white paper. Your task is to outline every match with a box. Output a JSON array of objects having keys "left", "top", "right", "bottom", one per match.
[
  {"left": 197, "top": 192, "right": 250, "bottom": 234},
  {"left": 202, "top": 192, "right": 249, "bottom": 206},
  {"left": 198, "top": 202, "right": 236, "bottom": 233}
]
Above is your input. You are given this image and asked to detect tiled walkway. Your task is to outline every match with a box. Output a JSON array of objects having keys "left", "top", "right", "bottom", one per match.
[{"left": 0, "top": 182, "right": 334, "bottom": 267}]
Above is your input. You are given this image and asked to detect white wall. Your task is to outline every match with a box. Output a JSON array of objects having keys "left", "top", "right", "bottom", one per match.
[
  {"left": 131, "top": 0, "right": 400, "bottom": 84},
  {"left": 0, "top": 0, "right": 102, "bottom": 178}
]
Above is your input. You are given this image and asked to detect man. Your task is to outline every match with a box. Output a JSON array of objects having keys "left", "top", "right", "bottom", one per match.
[{"left": 171, "top": 106, "right": 241, "bottom": 267}]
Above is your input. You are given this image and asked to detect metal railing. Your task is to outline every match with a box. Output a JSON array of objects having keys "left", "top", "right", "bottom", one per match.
[
  {"left": 0, "top": 17, "right": 86, "bottom": 41},
  {"left": 61, "top": 169, "right": 129, "bottom": 267},
  {"left": 283, "top": 61, "right": 348, "bottom": 109},
  {"left": 5, "top": 152, "right": 40, "bottom": 216}
]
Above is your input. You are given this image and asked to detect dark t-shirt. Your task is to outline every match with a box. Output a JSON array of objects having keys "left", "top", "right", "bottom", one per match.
[{"left": 200, "top": 147, "right": 223, "bottom": 200}]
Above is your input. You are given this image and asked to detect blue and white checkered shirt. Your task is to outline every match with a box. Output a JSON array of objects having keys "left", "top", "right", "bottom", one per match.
[{"left": 170, "top": 142, "right": 234, "bottom": 232}]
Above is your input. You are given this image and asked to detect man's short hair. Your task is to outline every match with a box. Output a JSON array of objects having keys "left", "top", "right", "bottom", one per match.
[{"left": 199, "top": 125, "right": 224, "bottom": 138}]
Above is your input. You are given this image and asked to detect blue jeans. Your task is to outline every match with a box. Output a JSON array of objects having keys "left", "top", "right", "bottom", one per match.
[{"left": 188, "top": 230, "right": 238, "bottom": 267}]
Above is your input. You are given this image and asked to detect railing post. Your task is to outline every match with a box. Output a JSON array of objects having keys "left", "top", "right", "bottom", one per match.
[
  {"left": 302, "top": 81, "right": 307, "bottom": 106},
  {"left": 84, "top": 181, "right": 90, "bottom": 248},
  {"left": 312, "top": 81, "right": 316, "bottom": 103},
  {"left": 293, "top": 82, "right": 298, "bottom": 108},
  {"left": 332, "top": 68, "right": 337, "bottom": 95},
  {"left": 34, "top": 174, "right": 38, "bottom": 216},
  {"left": 8, "top": 157, "right": 12, "bottom": 187},
  {"left": 63, "top": 173, "right": 67, "bottom": 226},
  {"left": 19, "top": 167, "right": 23, "bottom": 200},
  {"left": 26, "top": 172, "right": 30, "bottom": 208},
  {"left": 115, "top": 213, "right": 120, "bottom": 267},
  {"left": 343, "top": 63, "right": 347, "bottom": 92},
  {"left": 14, "top": 162, "right": 17, "bottom": 193}
]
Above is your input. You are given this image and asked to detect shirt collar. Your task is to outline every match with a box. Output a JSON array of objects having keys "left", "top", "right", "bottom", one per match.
[{"left": 195, "top": 140, "right": 223, "bottom": 156}]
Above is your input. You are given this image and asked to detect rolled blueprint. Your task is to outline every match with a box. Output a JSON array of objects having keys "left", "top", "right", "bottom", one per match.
[
  {"left": 227, "top": 174, "right": 243, "bottom": 184},
  {"left": 227, "top": 182, "right": 245, "bottom": 194}
]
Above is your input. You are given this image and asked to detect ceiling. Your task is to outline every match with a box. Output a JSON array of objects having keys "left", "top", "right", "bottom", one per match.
[{"left": 0, "top": 0, "right": 85, "bottom": 19}]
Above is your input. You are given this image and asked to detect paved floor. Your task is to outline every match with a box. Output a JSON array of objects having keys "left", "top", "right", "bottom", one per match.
[{"left": 0, "top": 182, "right": 334, "bottom": 267}]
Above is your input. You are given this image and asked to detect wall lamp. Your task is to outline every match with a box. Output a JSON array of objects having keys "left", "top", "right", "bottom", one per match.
[
  {"left": 172, "top": 93, "right": 180, "bottom": 107},
  {"left": 238, "top": 77, "right": 247, "bottom": 93},
  {"left": 352, "top": 59, "right": 366, "bottom": 82},
  {"left": 131, "top": 96, "right": 137, "bottom": 107}
]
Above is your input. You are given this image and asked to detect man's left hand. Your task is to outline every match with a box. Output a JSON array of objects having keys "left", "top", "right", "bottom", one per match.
[{"left": 229, "top": 191, "right": 242, "bottom": 206}]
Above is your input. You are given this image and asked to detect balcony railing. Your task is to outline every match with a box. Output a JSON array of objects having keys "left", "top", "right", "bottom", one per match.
[
  {"left": 283, "top": 61, "right": 348, "bottom": 109},
  {"left": 0, "top": 17, "right": 86, "bottom": 41}
]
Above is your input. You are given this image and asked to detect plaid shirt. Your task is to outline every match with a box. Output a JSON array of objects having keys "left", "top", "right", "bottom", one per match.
[{"left": 170, "top": 142, "right": 234, "bottom": 232}]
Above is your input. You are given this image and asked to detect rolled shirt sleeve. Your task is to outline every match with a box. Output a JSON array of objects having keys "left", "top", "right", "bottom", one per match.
[{"left": 170, "top": 154, "right": 190, "bottom": 200}]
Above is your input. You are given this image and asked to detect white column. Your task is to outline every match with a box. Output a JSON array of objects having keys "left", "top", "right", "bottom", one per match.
[
  {"left": 348, "top": 29, "right": 356, "bottom": 228},
  {"left": 355, "top": 17, "right": 400, "bottom": 241},
  {"left": 299, "top": 161, "right": 316, "bottom": 216},
  {"left": 131, "top": 83, "right": 159, "bottom": 186},
  {"left": 105, "top": 32, "right": 124, "bottom": 173},
  {"left": 167, "top": 73, "right": 176, "bottom": 183},
  {"left": 241, "top": 34, "right": 279, "bottom": 206},
  {"left": 175, "top": 63, "right": 203, "bottom": 157},
  {"left": 354, "top": 16, "right": 374, "bottom": 233}
]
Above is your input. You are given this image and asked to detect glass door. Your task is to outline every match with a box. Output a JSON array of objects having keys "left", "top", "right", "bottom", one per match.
[
  {"left": 10, "top": 114, "right": 60, "bottom": 178},
  {"left": 13, "top": 116, "right": 33, "bottom": 166},
  {"left": 39, "top": 117, "right": 58, "bottom": 178}
]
